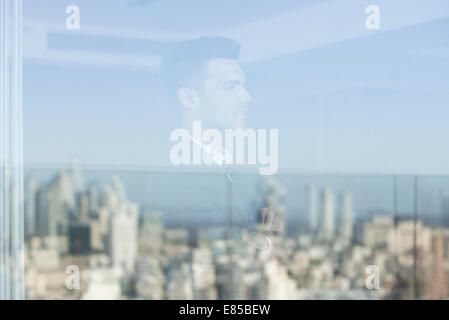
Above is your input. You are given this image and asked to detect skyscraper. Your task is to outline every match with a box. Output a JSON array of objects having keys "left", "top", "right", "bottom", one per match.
[
  {"left": 76, "top": 193, "right": 89, "bottom": 222},
  {"left": 106, "top": 177, "right": 138, "bottom": 274},
  {"left": 25, "top": 177, "right": 40, "bottom": 237},
  {"left": 440, "top": 190, "right": 449, "bottom": 227},
  {"left": 319, "top": 188, "right": 335, "bottom": 241},
  {"left": 191, "top": 247, "right": 217, "bottom": 299},
  {"left": 71, "top": 160, "right": 84, "bottom": 194},
  {"left": 138, "top": 211, "right": 164, "bottom": 255},
  {"left": 88, "top": 183, "right": 99, "bottom": 217},
  {"left": 430, "top": 232, "right": 448, "bottom": 299},
  {"left": 110, "top": 206, "right": 138, "bottom": 273},
  {"left": 37, "top": 171, "right": 74, "bottom": 238},
  {"left": 307, "top": 185, "right": 318, "bottom": 232},
  {"left": 69, "top": 222, "right": 91, "bottom": 254},
  {"left": 339, "top": 192, "right": 353, "bottom": 241}
]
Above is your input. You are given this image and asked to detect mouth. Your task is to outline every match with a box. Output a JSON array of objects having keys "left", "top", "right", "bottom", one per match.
[{"left": 236, "top": 108, "right": 248, "bottom": 118}]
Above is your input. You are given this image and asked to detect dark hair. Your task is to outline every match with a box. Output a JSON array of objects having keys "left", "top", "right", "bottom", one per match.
[{"left": 161, "top": 36, "right": 241, "bottom": 97}]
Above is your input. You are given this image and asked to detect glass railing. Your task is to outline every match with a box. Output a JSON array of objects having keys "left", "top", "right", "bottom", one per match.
[{"left": 21, "top": 166, "right": 449, "bottom": 300}]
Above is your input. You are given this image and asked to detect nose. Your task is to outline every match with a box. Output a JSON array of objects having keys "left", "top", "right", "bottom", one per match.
[{"left": 240, "top": 87, "right": 252, "bottom": 103}]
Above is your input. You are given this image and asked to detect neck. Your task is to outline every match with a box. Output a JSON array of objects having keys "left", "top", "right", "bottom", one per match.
[
  {"left": 183, "top": 109, "right": 203, "bottom": 134},
  {"left": 183, "top": 110, "right": 225, "bottom": 135}
]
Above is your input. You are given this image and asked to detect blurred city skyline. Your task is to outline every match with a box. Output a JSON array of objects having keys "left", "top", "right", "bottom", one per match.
[
  {"left": 24, "top": 165, "right": 449, "bottom": 226},
  {"left": 22, "top": 165, "right": 449, "bottom": 299}
]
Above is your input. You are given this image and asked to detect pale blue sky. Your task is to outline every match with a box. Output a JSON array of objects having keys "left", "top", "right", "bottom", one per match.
[{"left": 22, "top": 0, "right": 449, "bottom": 175}]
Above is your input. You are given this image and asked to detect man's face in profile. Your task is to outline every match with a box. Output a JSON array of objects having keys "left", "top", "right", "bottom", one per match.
[{"left": 201, "top": 58, "right": 252, "bottom": 129}]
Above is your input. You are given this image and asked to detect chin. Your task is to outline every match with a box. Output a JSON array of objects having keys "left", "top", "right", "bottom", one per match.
[
  {"left": 235, "top": 121, "right": 247, "bottom": 129},
  {"left": 232, "top": 118, "right": 247, "bottom": 129}
]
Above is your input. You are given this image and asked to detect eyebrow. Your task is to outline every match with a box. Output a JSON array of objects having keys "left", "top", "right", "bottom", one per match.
[{"left": 221, "top": 80, "right": 244, "bottom": 86}]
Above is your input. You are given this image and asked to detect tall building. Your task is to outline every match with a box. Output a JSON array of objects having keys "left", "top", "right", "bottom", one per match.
[
  {"left": 339, "top": 192, "right": 353, "bottom": 241},
  {"left": 88, "top": 183, "right": 99, "bottom": 217},
  {"left": 25, "top": 177, "right": 40, "bottom": 237},
  {"left": 71, "top": 160, "right": 84, "bottom": 194},
  {"left": 430, "top": 232, "right": 448, "bottom": 299},
  {"left": 307, "top": 185, "right": 318, "bottom": 232},
  {"left": 90, "top": 219, "right": 103, "bottom": 252},
  {"left": 110, "top": 205, "right": 138, "bottom": 273},
  {"left": 392, "top": 220, "right": 431, "bottom": 255},
  {"left": 191, "top": 248, "right": 217, "bottom": 299},
  {"left": 264, "top": 258, "right": 298, "bottom": 299},
  {"left": 363, "top": 216, "right": 395, "bottom": 250},
  {"left": 106, "top": 178, "right": 138, "bottom": 274},
  {"left": 76, "top": 193, "right": 90, "bottom": 222},
  {"left": 112, "top": 175, "right": 127, "bottom": 204},
  {"left": 166, "top": 262, "right": 194, "bottom": 300},
  {"left": 89, "top": 192, "right": 113, "bottom": 253},
  {"left": 138, "top": 210, "right": 164, "bottom": 255},
  {"left": 37, "top": 171, "right": 74, "bottom": 238},
  {"left": 319, "top": 188, "right": 335, "bottom": 241},
  {"left": 216, "top": 263, "right": 248, "bottom": 300},
  {"left": 69, "top": 222, "right": 91, "bottom": 254},
  {"left": 440, "top": 190, "right": 449, "bottom": 227},
  {"left": 135, "top": 257, "right": 165, "bottom": 299}
]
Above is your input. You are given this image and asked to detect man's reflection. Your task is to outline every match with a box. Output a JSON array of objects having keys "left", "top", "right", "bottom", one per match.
[{"left": 162, "top": 36, "right": 252, "bottom": 133}]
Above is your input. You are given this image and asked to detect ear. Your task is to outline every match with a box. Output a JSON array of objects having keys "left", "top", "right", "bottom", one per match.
[{"left": 177, "top": 87, "right": 201, "bottom": 110}]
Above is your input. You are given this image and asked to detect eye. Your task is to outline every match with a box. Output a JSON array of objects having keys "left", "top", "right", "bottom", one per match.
[
  {"left": 222, "top": 81, "right": 241, "bottom": 90},
  {"left": 223, "top": 83, "right": 236, "bottom": 89}
]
